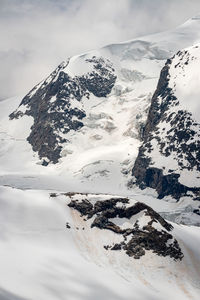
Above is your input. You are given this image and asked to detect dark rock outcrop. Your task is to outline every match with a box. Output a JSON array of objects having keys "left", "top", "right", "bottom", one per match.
[
  {"left": 124, "top": 227, "right": 182, "bottom": 260},
  {"left": 67, "top": 196, "right": 183, "bottom": 261},
  {"left": 68, "top": 199, "right": 93, "bottom": 217}
]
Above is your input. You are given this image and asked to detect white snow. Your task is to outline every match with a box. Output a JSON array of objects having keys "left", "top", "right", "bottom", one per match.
[{"left": 169, "top": 44, "right": 200, "bottom": 122}]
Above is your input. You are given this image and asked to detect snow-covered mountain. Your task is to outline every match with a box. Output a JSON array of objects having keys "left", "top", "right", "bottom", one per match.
[
  {"left": 132, "top": 44, "right": 200, "bottom": 200},
  {"left": 3, "top": 15, "right": 200, "bottom": 223},
  {"left": 0, "top": 15, "right": 200, "bottom": 300},
  {"left": 7, "top": 16, "right": 200, "bottom": 169}
]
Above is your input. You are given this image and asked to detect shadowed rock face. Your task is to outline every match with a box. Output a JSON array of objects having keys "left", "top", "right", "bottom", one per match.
[
  {"left": 9, "top": 56, "right": 116, "bottom": 164},
  {"left": 68, "top": 197, "right": 183, "bottom": 260},
  {"left": 132, "top": 52, "right": 200, "bottom": 200}
]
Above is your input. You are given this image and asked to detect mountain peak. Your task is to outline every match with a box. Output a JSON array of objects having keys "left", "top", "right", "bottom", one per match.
[{"left": 0, "top": 16, "right": 199, "bottom": 228}]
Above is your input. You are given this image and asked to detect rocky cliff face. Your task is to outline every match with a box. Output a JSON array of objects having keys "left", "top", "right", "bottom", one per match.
[
  {"left": 9, "top": 57, "right": 116, "bottom": 164},
  {"left": 132, "top": 46, "right": 200, "bottom": 200}
]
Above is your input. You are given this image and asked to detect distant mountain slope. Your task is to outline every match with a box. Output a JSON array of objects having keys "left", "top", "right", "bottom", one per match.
[
  {"left": 10, "top": 57, "right": 117, "bottom": 164},
  {"left": 132, "top": 44, "right": 200, "bottom": 200}
]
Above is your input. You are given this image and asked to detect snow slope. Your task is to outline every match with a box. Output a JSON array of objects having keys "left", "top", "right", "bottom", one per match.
[{"left": 0, "top": 186, "right": 200, "bottom": 300}]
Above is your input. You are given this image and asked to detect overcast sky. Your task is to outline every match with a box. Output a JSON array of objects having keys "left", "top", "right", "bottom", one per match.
[{"left": 1, "top": 0, "right": 200, "bottom": 99}]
